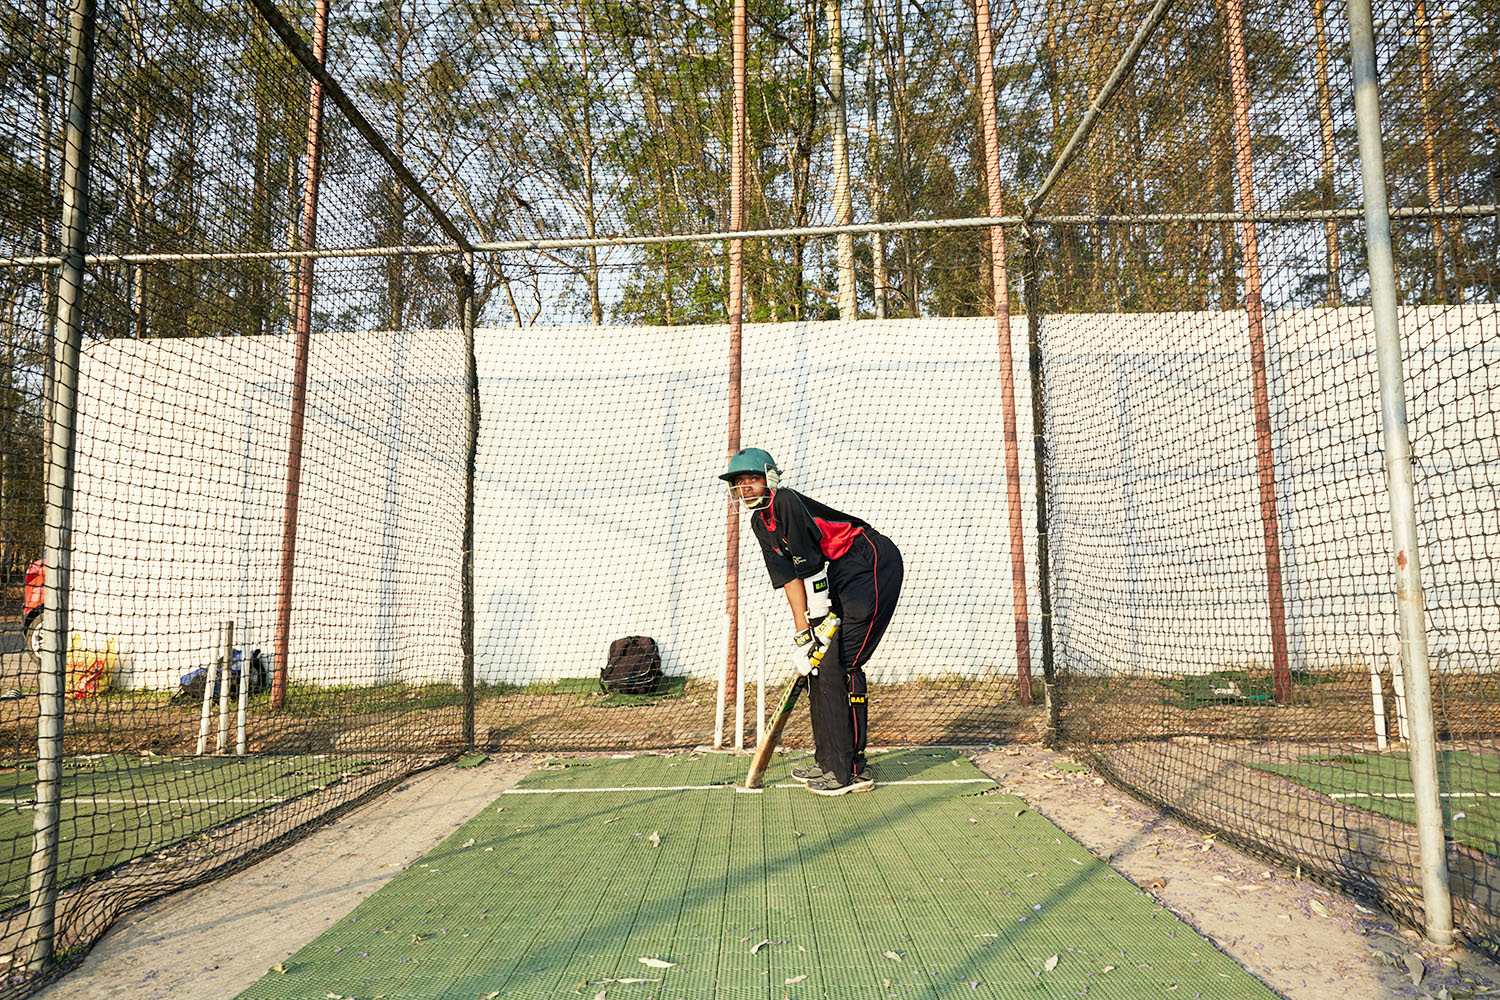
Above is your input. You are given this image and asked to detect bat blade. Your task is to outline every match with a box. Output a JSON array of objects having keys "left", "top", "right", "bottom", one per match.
[{"left": 743, "top": 674, "right": 807, "bottom": 789}]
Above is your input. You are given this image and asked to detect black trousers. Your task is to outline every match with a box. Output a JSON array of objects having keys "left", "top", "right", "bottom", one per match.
[{"left": 808, "top": 529, "right": 903, "bottom": 783}]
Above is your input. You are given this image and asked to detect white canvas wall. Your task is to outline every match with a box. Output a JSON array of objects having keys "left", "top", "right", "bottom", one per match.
[{"left": 63, "top": 307, "right": 1499, "bottom": 689}]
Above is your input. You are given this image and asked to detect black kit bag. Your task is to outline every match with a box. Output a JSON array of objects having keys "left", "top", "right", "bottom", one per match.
[{"left": 601, "top": 636, "right": 663, "bottom": 695}]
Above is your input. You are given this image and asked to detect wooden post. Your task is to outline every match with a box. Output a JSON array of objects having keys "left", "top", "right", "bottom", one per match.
[
  {"left": 1224, "top": 0, "right": 1292, "bottom": 704},
  {"left": 974, "top": 0, "right": 1033, "bottom": 703}
]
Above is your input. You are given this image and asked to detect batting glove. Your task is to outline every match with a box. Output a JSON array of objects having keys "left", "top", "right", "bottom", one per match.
[{"left": 789, "top": 627, "right": 821, "bottom": 677}]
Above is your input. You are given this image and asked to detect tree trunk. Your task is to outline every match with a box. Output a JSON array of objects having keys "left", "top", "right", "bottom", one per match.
[
  {"left": 1312, "top": 0, "right": 1341, "bottom": 306},
  {"left": 1416, "top": 0, "right": 1447, "bottom": 302},
  {"left": 579, "top": 11, "right": 603, "bottom": 326},
  {"left": 791, "top": 0, "right": 819, "bottom": 320},
  {"left": 253, "top": 74, "right": 271, "bottom": 336},
  {"left": 825, "top": 0, "right": 856, "bottom": 318},
  {"left": 895, "top": 0, "right": 917, "bottom": 314},
  {"left": 864, "top": 0, "right": 887, "bottom": 318},
  {"left": 124, "top": 0, "right": 149, "bottom": 338},
  {"left": 644, "top": 33, "right": 676, "bottom": 324}
]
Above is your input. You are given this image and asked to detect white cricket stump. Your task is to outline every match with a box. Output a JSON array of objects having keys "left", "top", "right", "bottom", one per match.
[
  {"left": 195, "top": 623, "right": 223, "bottom": 756},
  {"left": 1369, "top": 654, "right": 1388, "bottom": 751},
  {"left": 713, "top": 613, "right": 729, "bottom": 749}
]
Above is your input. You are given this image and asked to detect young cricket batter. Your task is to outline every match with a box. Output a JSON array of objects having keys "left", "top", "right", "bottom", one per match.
[{"left": 720, "top": 447, "right": 903, "bottom": 796}]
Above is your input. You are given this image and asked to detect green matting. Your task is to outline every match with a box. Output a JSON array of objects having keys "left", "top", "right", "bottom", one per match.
[
  {"left": 1252, "top": 750, "right": 1500, "bottom": 854},
  {"left": 238, "top": 749, "right": 1272, "bottom": 999},
  {"left": 0, "top": 754, "right": 381, "bottom": 909}
]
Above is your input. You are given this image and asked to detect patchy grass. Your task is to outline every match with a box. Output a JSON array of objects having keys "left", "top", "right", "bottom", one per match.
[{"left": 1155, "top": 669, "right": 1340, "bottom": 708}]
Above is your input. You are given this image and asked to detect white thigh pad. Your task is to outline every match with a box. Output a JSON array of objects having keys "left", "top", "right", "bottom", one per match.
[{"left": 804, "top": 564, "right": 832, "bottom": 620}]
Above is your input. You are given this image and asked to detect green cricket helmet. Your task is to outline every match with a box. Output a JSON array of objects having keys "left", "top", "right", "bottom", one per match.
[{"left": 719, "top": 447, "right": 780, "bottom": 510}]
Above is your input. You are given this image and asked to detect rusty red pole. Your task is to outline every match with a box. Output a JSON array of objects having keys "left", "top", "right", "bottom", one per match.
[
  {"left": 273, "top": 0, "right": 329, "bottom": 711},
  {"left": 974, "top": 0, "right": 1033, "bottom": 704},
  {"left": 722, "top": 0, "right": 747, "bottom": 743},
  {"left": 1224, "top": 0, "right": 1291, "bottom": 704}
]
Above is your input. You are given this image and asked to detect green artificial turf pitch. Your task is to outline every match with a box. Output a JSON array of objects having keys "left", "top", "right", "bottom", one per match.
[
  {"left": 238, "top": 749, "right": 1274, "bottom": 999},
  {"left": 0, "top": 754, "right": 381, "bottom": 909},
  {"left": 1252, "top": 749, "right": 1500, "bottom": 854}
]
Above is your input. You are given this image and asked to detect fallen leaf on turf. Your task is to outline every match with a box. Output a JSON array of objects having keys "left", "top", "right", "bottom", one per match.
[
  {"left": 968, "top": 817, "right": 978, "bottom": 824},
  {"left": 271, "top": 964, "right": 287, "bottom": 974},
  {"left": 595, "top": 991, "right": 607, "bottom": 1000},
  {"left": 1102, "top": 966, "right": 1116, "bottom": 973},
  {"left": 751, "top": 940, "right": 771, "bottom": 954},
  {"left": 648, "top": 831, "right": 661, "bottom": 848},
  {"left": 798, "top": 945, "right": 806, "bottom": 952},
  {"left": 598, "top": 979, "right": 659, "bottom": 985},
  {"left": 883, "top": 979, "right": 891, "bottom": 987},
  {"left": 481, "top": 992, "right": 499, "bottom": 999},
  {"left": 973, "top": 933, "right": 998, "bottom": 939},
  {"left": 639, "top": 957, "right": 676, "bottom": 969},
  {"left": 1404, "top": 952, "right": 1424, "bottom": 986},
  {"left": 463, "top": 838, "right": 475, "bottom": 847},
  {"left": 411, "top": 934, "right": 427, "bottom": 943},
  {"left": 1014, "top": 809, "right": 1026, "bottom": 817},
  {"left": 1309, "top": 900, "right": 1331, "bottom": 918},
  {"left": 785, "top": 975, "right": 808, "bottom": 984},
  {"left": 603, "top": 817, "right": 620, "bottom": 824},
  {"left": 1044, "top": 955, "right": 1059, "bottom": 972},
  {"left": 883, "top": 951, "right": 902, "bottom": 962}
]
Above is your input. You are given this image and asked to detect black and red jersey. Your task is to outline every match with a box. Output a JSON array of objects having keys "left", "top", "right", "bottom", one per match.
[{"left": 750, "top": 488, "right": 870, "bottom": 589}]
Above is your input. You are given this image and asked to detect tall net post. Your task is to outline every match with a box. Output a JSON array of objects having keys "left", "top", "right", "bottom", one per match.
[
  {"left": 721, "top": 0, "right": 748, "bottom": 749},
  {"left": 273, "top": 0, "right": 329, "bottom": 712},
  {"left": 973, "top": 0, "right": 1032, "bottom": 705},
  {"left": 26, "top": 0, "right": 93, "bottom": 974},
  {"left": 1224, "top": 0, "right": 1292, "bottom": 705},
  {"left": 1347, "top": 0, "right": 1452, "bottom": 945}
]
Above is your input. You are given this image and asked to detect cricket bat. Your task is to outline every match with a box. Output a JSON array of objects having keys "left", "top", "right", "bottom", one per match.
[{"left": 743, "top": 615, "right": 840, "bottom": 789}]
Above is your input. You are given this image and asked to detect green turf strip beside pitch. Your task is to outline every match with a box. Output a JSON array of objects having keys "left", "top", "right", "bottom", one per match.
[
  {"left": 1252, "top": 750, "right": 1500, "bottom": 855},
  {"left": 238, "top": 749, "right": 1272, "bottom": 1000},
  {"left": 0, "top": 754, "right": 382, "bottom": 909}
]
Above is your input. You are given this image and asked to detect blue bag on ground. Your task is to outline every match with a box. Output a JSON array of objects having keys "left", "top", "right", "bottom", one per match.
[{"left": 172, "top": 649, "right": 269, "bottom": 703}]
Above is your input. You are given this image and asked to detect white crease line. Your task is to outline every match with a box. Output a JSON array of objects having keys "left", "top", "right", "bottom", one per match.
[
  {"left": 503, "top": 778, "right": 998, "bottom": 794},
  {"left": 0, "top": 797, "right": 286, "bottom": 806},
  {"left": 1328, "top": 791, "right": 1500, "bottom": 800}
]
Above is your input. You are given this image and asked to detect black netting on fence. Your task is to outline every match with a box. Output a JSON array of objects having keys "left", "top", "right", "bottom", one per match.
[{"left": 0, "top": 0, "right": 1497, "bottom": 990}]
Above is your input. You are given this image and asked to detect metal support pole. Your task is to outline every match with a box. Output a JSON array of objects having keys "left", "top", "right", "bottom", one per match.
[
  {"left": 459, "top": 252, "right": 478, "bottom": 750},
  {"left": 1224, "top": 0, "right": 1292, "bottom": 704},
  {"left": 974, "top": 0, "right": 1033, "bottom": 704},
  {"left": 1347, "top": 0, "right": 1452, "bottom": 946},
  {"left": 721, "top": 0, "right": 747, "bottom": 748},
  {"left": 273, "top": 0, "right": 329, "bottom": 711},
  {"left": 1021, "top": 233, "right": 1059, "bottom": 743},
  {"left": 26, "top": 0, "right": 92, "bottom": 973},
  {"left": 1022, "top": 0, "right": 1173, "bottom": 221}
]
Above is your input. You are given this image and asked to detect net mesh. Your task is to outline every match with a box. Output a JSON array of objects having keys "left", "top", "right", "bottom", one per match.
[{"left": 0, "top": 0, "right": 1496, "bottom": 989}]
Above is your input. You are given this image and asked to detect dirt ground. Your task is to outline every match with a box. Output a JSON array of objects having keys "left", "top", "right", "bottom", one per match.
[
  {"left": 976, "top": 745, "right": 1500, "bottom": 1000},
  {"left": 28, "top": 744, "right": 1500, "bottom": 1000}
]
